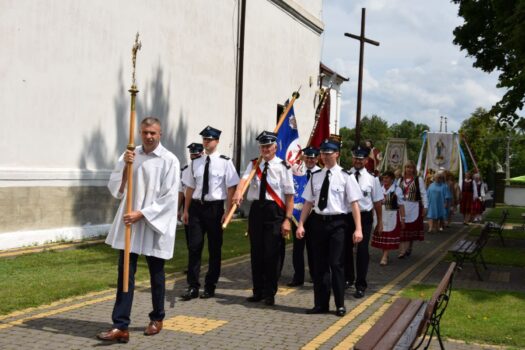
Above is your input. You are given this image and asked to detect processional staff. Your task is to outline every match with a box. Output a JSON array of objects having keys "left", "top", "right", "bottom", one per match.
[
  {"left": 123, "top": 33, "right": 142, "bottom": 293},
  {"left": 222, "top": 89, "right": 301, "bottom": 229}
]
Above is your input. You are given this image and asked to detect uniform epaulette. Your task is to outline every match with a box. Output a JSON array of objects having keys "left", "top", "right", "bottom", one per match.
[
  {"left": 281, "top": 160, "right": 291, "bottom": 169},
  {"left": 251, "top": 157, "right": 258, "bottom": 162},
  {"left": 312, "top": 169, "right": 323, "bottom": 174},
  {"left": 220, "top": 155, "right": 230, "bottom": 160},
  {"left": 343, "top": 169, "right": 352, "bottom": 175},
  {"left": 181, "top": 165, "right": 188, "bottom": 171},
  {"left": 192, "top": 155, "right": 202, "bottom": 160},
  {"left": 368, "top": 170, "right": 376, "bottom": 177}
]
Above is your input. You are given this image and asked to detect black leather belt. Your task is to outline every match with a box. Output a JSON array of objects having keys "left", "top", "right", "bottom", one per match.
[
  {"left": 192, "top": 199, "right": 224, "bottom": 205},
  {"left": 312, "top": 213, "right": 346, "bottom": 222}
]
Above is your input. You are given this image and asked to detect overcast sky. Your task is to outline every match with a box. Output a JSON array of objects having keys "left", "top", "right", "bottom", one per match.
[{"left": 320, "top": 0, "right": 502, "bottom": 133}]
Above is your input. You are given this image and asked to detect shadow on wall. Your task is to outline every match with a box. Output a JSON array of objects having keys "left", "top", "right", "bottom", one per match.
[
  {"left": 236, "top": 126, "right": 263, "bottom": 217},
  {"left": 72, "top": 63, "right": 187, "bottom": 229}
]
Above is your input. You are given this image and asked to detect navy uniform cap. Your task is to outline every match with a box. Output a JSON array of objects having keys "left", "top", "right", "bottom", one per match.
[
  {"left": 187, "top": 142, "right": 204, "bottom": 154},
  {"left": 200, "top": 126, "right": 221, "bottom": 139},
  {"left": 319, "top": 139, "right": 340, "bottom": 153},
  {"left": 256, "top": 131, "right": 277, "bottom": 145},
  {"left": 302, "top": 146, "right": 320, "bottom": 157},
  {"left": 352, "top": 145, "right": 371, "bottom": 159}
]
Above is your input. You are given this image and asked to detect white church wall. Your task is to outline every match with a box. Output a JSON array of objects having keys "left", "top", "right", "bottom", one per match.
[{"left": 0, "top": 0, "right": 325, "bottom": 248}]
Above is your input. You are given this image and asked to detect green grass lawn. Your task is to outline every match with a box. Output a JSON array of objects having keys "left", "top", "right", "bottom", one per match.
[
  {"left": 469, "top": 226, "right": 525, "bottom": 240},
  {"left": 402, "top": 285, "right": 525, "bottom": 348},
  {"left": 0, "top": 220, "right": 250, "bottom": 315},
  {"left": 484, "top": 206, "right": 525, "bottom": 224}
]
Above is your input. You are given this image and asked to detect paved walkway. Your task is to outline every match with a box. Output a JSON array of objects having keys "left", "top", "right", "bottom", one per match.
[{"left": 0, "top": 218, "right": 515, "bottom": 349}]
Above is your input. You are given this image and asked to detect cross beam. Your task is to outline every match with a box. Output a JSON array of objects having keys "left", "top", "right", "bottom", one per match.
[{"left": 345, "top": 8, "right": 379, "bottom": 146}]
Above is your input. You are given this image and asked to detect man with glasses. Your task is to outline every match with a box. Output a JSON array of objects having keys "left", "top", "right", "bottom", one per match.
[{"left": 233, "top": 131, "right": 295, "bottom": 306}]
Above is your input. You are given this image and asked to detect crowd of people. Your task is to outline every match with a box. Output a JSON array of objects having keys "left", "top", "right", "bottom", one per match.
[{"left": 96, "top": 117, "right": 486, "bottom": 343}]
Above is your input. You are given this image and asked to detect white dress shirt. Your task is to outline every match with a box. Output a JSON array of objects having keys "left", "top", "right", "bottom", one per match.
[
  {"left": 105, "top": 143, "right": 180, "bottom": 260},
  {"left": 242, "top": 156, "right": 295, "bottom": 202},
  {"left": 302, "top": 164, "right": 362, "bottom": 215},
  {"left": 183, "top": 152, "right": 239, "bottom": 201},
  {"left": 179, "top": 164, "right": 189, "bottom": 193},
  {"left": 349, "top": 167, "right": 383, "bottom": 211}
]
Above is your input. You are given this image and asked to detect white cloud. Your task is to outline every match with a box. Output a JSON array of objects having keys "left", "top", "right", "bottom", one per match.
[{"left": 322, "top": 0, "right": 502, "bottom": 133}]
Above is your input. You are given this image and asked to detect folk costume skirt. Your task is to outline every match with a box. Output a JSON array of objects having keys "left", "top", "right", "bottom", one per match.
[
  {"left": 400, "top": 202, "right": 424, "bottom": 242},
  {"left": 371, "top": 209, "right": 401, "bottom": 250}
]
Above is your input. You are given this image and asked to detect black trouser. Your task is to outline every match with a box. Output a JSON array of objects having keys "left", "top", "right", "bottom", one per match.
[
  {"left": 291, "top": 216, "right": 315, "bottom": 283},
  {"left": 345, "top": 210, "right": 374, "bottom": 290},
  {"left": 112, "top": 251, "right": 165, "bottom": 330},
  {"left": 310, "top": 213, "right": 347, "bottom": 309},
  {"left": 187, "top": 199, "right": 224, "bottom": 292},
  {"left": 248, "top": 200, "right": 284, "bottom": 298}
]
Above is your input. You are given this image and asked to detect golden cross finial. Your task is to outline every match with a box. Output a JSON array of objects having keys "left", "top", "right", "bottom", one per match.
[{"left": 131, "top": 32, "right": 142, "bottom": 86}]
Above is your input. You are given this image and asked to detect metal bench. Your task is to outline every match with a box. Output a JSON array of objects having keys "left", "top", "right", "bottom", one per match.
[
  {"left": 487, "top": 209, "right": 509, "bottom": 245},
  {"left": 354, "top": 262, "right": 457, "bottom": 350},
  {"left": 448, "top": 223, "right": 490, "bottom": 280}
]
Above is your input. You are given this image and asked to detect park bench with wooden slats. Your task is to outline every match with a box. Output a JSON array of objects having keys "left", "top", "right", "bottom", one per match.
[
  {"left": 486, "top": 209, "right": 509, "bottom": 245},
  {"left": 354, "top": 262, "right": 457, "bottom": 350},
  {"left": 448, "top": 223, "right": 490, "bottom": 280}
]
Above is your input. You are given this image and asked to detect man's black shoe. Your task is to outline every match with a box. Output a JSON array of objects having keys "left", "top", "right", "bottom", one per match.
[
  {"left": 200, "top": 290, "right": 215, "bottom": 299},
  {"left": 246, "top": 294, "right": 264, "bottom": 302},
  {"left": 344, "top": 281, "right": 353, "bottom": 290},
  {"left": 336, "top": 306, "right": 346, "bottom": 317},
  {"left": 353, "top": 289, "right": 365, "bottom": 299},
  {"left": 264, "top": 296, "right": 275, "bottom": 306},
  {"left": 180, "top": 288, "right": 199, "bottom": 301},
  {"left": 306, "top": 306, "right": 329, "bottom": 314},
  {"left": 286, "top": 280, "right": 304, "bottom": 287}
]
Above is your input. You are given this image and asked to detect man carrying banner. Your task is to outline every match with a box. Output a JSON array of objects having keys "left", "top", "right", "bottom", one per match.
[
  {"left": 287, "top": 146, "right": 320, "bottom": 287},
  {"left": 296, "top": 139, "right": 363, "bottom": 317},
  {"left": 233, "top": 131, "right": 295, "bottom": 306},
  {"left": 97, "top": 117, "right": 180, "bottom": 343},
  {"left": 181, "top": 126, "right": 239, "bottom": 300}
]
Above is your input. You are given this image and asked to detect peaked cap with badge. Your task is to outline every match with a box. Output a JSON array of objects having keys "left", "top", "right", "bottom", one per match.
[
  {"left": 256, "top": 131, "right": 278, "bottom": 145},
  {"left": 200, "top": 126, "right": 222, "bottom": 139}
]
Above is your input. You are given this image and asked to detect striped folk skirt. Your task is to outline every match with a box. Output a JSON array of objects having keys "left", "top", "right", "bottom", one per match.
[{"left": 371, "top": 210, "right": 401, "bottom": 250}]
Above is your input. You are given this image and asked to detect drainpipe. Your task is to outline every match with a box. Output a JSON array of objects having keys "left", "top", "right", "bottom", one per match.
[{"left": 234, "top": 0, "right": 247, "bottom": 171}]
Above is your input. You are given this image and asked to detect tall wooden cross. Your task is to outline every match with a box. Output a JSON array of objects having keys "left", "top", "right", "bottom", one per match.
[{"left": 345, "top": 8, "right": 380, "bottom": 146}]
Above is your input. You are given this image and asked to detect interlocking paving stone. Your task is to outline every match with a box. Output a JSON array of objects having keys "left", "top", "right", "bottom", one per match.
[{"left": 0, "top": 214, "right": 519, "bottom": 349}]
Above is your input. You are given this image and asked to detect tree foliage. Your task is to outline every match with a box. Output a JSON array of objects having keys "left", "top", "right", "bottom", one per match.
[
  {"left": 459, "top": 107, "right": 525, "bottom": 181},
  {"left": 339, "top": 115, "right": 429, "bottom": 169},
  {"left": 452, "top": 0, "right": 525, "bottom": 126}
]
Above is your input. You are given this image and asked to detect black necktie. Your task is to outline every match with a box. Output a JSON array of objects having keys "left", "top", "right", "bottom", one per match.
[
  {"left": 259, "top": 161, "right": 269, "bottom": 201},
  {"left": 201, "top": 156, "right": 210, "bottom": 201},
  {"left": 355, "top": 170, "right": 360, "bottom": 183},
  {"left": 306, "top": 169, "right": 312, "bottom": 182},
  {"left": 318, "top": 170, "right": 330, "bottom": 210}
]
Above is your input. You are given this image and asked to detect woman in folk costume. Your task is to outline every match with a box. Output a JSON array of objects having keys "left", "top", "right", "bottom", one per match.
[
  {"left": 472, "top": 173, "right": 486, "bottom": 222},
  {"left": 371, "top": 171, "right": 405, "bottom": 266},
  {"left": 460, "top": 171, "right": 474, "bottom": 224},
  {"left": 445, "top": 172, "right": 460, "bottom": 228},
  {"left": 398, "top": 160, "right": 428, "bottom": 258}
]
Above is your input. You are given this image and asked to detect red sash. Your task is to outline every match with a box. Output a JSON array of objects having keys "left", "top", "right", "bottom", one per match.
[{"left": 253, "top": 160, "right": 285, "bottom": 210}]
